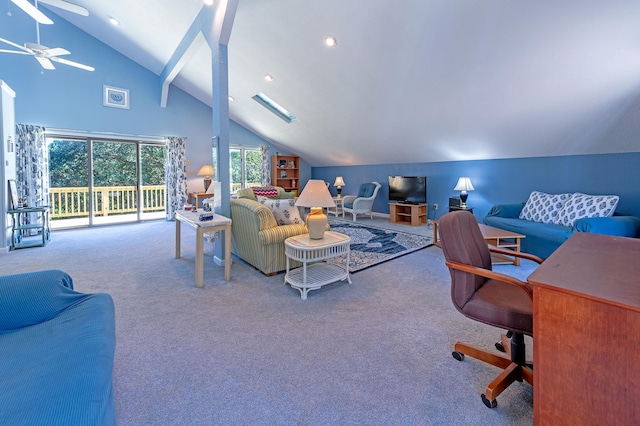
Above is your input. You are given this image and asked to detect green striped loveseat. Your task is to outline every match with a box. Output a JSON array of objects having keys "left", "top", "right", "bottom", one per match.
[{"left": 230, "top": 197, "right": 308, "bottom": 275}]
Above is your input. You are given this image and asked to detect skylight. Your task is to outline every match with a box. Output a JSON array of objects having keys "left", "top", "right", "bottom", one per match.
[{"left": 252, "top": 93, "right": 297, "bottom": 123}]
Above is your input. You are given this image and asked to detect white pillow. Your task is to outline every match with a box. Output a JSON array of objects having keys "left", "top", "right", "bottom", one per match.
[
  {"left": 259, "top": 198, "right": 304, "bottom": 225},
  {"left": 519, "top": 191, "right": 572, "bottom": 224},
  {"left": 555, "top": 193, "right": 619, "bottom": 227}
]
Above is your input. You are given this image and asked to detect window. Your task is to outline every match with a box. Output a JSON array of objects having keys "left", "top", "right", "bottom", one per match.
[{"left": 230, "top": 147, "right": 262, "bottom": 193}]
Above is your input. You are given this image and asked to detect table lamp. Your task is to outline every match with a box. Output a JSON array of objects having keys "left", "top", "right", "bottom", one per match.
[
  {"left": 295, "top": 179, "right": 336, "bottom": 239},
  {"left": 333, "top": 176, "right": 345, "bottom": 197},
  {"left": 453, "top": 177, "right": 475, "bottom": 208},
  {"left": 198, "top": 164, "right": 214, "bottom": 192}
]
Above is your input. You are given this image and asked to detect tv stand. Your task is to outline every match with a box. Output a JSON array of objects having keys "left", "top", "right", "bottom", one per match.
[{"left": 389, "top": 203, "right": 427, "bottom": 226}]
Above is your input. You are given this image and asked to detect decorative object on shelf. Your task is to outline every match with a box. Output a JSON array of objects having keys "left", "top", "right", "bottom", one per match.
[
  {"left": 198, "top": 164, "right": 214, "bottom": 192},
  {"left": 453, "top": 177, "right": 475, "bottom": 208},
  {"left": 288, "top": 160, "right": 295, "bottom": 168},
  {"left": 295, "top": 179, "right": 336, "bottom": 239},
  {"left": 333, "top": 176, "right": 345, "bottom": 197},
  {"left": 103, "top": 85, "right": 129, "bottom": 109}
]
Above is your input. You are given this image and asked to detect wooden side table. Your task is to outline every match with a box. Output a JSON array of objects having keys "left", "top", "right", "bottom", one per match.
[
  {"left": 189, "top": 192, "right": 212, "bottom": 208},
  {"left": 284, "top": 231, "right": 351, "bottom": 300},
  {"left": 174, "top": 209, "right": 232, "bottom": 286}
]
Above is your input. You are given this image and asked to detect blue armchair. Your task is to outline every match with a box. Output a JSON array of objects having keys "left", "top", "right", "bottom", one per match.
[{"left": 342, "top": 182, "right": 382, "bottom": 222}]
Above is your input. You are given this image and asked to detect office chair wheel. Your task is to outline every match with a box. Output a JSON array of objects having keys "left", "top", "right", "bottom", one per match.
[
  {"left": 481, "top": 394, "right": 497, "bottom": 409},
  {"left": 495, "top": 342, "right": 506, "bottom": 353},
  {"left": 452, "top": 351, "right": 464, "bottom": 361}
]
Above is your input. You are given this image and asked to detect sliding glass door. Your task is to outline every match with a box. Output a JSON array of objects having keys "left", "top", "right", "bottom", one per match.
[{"left": 47, "top": 136, "right": 166, "bottom": 228}]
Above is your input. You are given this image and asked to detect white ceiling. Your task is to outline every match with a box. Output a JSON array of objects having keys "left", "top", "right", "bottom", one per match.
[{"left": 32, "top": 0, "right": 640, "bottom": 165}]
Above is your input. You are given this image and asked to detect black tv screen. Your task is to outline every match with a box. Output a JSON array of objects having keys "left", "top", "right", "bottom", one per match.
[{"left": 388, "top": 176, "right": 427, "bottom": 204}]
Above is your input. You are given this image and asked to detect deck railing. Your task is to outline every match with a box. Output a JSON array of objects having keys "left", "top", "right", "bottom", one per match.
[{"left": 48, "top": 185, "right": 166, "bottom": 219}]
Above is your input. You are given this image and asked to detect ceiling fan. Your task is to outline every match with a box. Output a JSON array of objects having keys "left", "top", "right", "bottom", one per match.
[
  {"left": 0, "top": 37, "right": 95, "bottom": 71},
  {"left": 10, "top": 0, "right": 89, "bottom": 25},
  {"left": 2, "top": 0, "right": 94, "bottom": 71}
]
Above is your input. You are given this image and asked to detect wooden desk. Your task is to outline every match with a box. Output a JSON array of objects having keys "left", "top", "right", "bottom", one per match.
[
  {"left": 175, "top": 210, "right": 232, "bottom": 287},
  {"left": 528, "top": 233, "right": 640, "bottom": 425}
]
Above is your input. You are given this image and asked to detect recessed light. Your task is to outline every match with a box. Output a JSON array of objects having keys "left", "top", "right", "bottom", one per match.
[
  {"left": 204, "top": 0, "right": 213, "bottom": 5},
  {"left": 109, "top": 16, "right": 120, "bottom": 26},
  {"left": 325, "top": 36, "right": 337, "bottom": 47},
  {"left": 228, "top": 96, "right": 235, "bottom": 102},
  {"left": 264, "top": 74, "right": 274, "bottom": 82}
]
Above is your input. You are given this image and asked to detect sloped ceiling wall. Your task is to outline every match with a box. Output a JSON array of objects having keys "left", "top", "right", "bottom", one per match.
[{"left": 6, "top": 0, "right": 640, "bottom": 166}]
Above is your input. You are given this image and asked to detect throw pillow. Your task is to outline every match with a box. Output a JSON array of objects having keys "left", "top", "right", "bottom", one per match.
[
  {"left": 519, "top": 191, "right": 572, "bottom": 224},
  {"left": 555, "top": 193, "right": 619, "bottom": 227},
  {"left": 251, "top": 187, "right": 280, "bottom": 198},
  {"left": 259, "top": 198, "right": 304, "bottom": 225}
]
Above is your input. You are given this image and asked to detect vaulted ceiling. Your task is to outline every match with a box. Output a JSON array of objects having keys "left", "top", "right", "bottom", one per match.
[{"left": 14, "top": 0, "right": 640, "bottom": 165}]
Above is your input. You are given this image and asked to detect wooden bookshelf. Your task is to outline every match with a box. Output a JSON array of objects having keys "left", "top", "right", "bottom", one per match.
[{"left": 271, "top": 154, "right": 300, "bottom": 195}]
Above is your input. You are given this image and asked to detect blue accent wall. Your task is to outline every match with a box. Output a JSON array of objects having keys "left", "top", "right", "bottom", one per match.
[{"left": 313, "top": 152, "right": 640, "bottom": 219}]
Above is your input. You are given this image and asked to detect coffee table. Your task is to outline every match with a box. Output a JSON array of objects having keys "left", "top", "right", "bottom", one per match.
[
  {"left": 284, "top": 231, "right": 351, "bottom": 299},
  {"left": 433, "top": 220, "right": 525, "bottom": 266}
]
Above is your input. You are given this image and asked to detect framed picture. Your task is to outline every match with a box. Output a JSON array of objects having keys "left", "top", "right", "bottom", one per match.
[
  {"left": 280, "top": 170, "right": 287, "bottom": 178},
  {"left": 279, "top": 159, "right": 286, "bottom": 168},
  {"left": 8, "top": 179, "right": 19, "bottom": 209},
  {"left": 103, "top": 85, "right": 130, "bottom": 109}
]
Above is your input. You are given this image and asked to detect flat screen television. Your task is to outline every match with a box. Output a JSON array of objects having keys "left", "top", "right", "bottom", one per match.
[{"left": 388, "top": 176, "right": 427, "bottom": 205}]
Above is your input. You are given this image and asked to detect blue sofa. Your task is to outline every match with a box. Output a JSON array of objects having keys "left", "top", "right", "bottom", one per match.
[
  {"left": 483, "top": 203, "right": 640, "bottom": 259},
  {"left": 0, "top": 270, "right": 116, "bottom": 425}
]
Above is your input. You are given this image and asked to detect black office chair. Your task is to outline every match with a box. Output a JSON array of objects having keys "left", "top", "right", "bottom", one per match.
[{"left": 438, "top": 211, "right": 543, "bottom": 408}]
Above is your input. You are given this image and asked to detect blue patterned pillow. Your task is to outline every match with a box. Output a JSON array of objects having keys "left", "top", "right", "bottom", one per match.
[
  {"left": 259, "top": 198, "right": 304, "bottom": 225},
  {"left": 554, "top": 193, "right": 619, "bottom": 227},
  {"left": 519, "top": 191, "right": 571, "bottom": 224}
]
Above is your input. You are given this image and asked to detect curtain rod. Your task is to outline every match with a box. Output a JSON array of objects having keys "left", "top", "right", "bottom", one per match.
[{"left": 45, "top": 127, "right": 167, "bottom": 143}]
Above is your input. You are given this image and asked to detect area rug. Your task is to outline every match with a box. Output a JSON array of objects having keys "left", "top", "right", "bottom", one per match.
[{"left": 326, "top": 218, "right": 434, "bottom": 272}]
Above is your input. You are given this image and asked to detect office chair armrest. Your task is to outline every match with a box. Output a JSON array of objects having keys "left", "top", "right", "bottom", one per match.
[
  {"left": 445, "top": 260, "right": 533, "bottom": 301},
  {"left": 488, "top": 247, "right": 543, "bottom": 264}
]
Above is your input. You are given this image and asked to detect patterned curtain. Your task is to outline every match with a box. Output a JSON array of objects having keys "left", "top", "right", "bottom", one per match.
[
  {"left": 15, "top": 124, "right": 49, "bottom": 208},
  {"left": 165, "top": 136, "right": 188, "bottom": 220},
  {"left": 261, "top": 145, "right": 270, "bottom": 186}
]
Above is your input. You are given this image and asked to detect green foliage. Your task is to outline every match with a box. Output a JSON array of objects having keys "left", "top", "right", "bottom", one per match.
[{"left": 48, "top": 139, "right": 165, "bottom": 187}]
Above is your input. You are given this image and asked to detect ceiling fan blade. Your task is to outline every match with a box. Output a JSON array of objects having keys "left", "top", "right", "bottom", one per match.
[
  {"left": 10, "top": 0, "right": 54, "bottom": 24},
  {"left": 50, "top": 56, "right": 95, "bottom": 72},
  {"left": 0, "top": 37, "right": 30, "bottom": 52},
  {"left": 38, "top": 0, "right": 88, "bottom": 16},
  {"left": 43, "top": 47, "right": 71, "bottom": 56},
  {"left": 0, "top": 49, "right": 31, "bottom": 55},
  {"left": 35, "top": 56, "right": 56, "bottom": 70}
]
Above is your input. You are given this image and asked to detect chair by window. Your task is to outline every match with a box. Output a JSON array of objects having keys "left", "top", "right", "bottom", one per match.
[
  {"left": 438, "top": 210, "right": 543, "bottom": 408},
  {"left": 342, "top": 182, "right": 381, "bottom": 222}
]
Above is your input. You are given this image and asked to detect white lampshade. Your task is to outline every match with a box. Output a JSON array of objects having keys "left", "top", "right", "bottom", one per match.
[
  {"left": 453, "top": 177, "right": 475, "bottom": 192},
  {"left": 333, "top": 176, "right": 345, "bottom": 188},
  {"left": 295, "top": 179, "right": 335, "bottom": 239},
  {"left": 198, "top": 164, "right": 214, "bottom": 177},
  {"left": 295, "top": 180, "right": 336, "bottom": 208}
]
